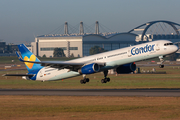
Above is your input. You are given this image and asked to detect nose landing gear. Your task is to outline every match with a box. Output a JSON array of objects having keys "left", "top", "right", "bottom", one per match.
[
  {"left": 159, "top": 64, "right": 164, "bottom": 68},
  {"left": 159, "top": 56, "right": 164, "bottom": 68}
]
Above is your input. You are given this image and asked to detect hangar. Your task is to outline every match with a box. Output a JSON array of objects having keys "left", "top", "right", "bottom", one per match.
[
  {"left": 32, "top": 33, "right": 137, "bottom": 57},
  {"left": 31, "top": 21, "right": 137, "bottom": 57}
]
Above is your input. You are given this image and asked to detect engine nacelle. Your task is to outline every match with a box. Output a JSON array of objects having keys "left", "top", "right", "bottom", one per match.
[
  {"left": 116, "top": 63, "right": 136, "bottom": 74},
  {"left": 79, "top": 63, "right": 100, "bottom": 74},
  {"left": 22, "top": 76, "right": 30, "bottom": 80}
]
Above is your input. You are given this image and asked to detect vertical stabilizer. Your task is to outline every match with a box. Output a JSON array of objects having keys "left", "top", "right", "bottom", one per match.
[{"left": 18, "top": 44, "right": 43, "bottom": 74}]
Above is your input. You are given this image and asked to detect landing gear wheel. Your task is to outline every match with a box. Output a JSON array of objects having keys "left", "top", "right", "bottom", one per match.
[
  {"left": 107, "top": 77, "right": 110, "bottom": 82},
  {"left": 104, "top": 78, "right": 108, "bottom": 83},
  {"left": 80, "top": 79, "right": 86, "bottom": 84},
  {"left": 101, "top": 79, "right": 104, "bottom": 83},
  {"left": 159, "top": 64, "right": 164, "bottom": 68},
  {"left": 101, "top": 70, "right": 110, "bottom": 83},
  {"left": 159, "top": 56, "right": 165, "bottom": 68},
  {"left": 83, "top": 79, "right": 87, "bottom": 83},
  {"left": 101, "top": 79, "right": 107, "bottom": 83},
  {"left": 86, "top": 78, "right": 89, "bottom": 82},
  {"left": 80, "top": 78, "right": 90, "bottom": 84},
  {"left": 80, "top": 74, "right": 90, "bottom": 84}
]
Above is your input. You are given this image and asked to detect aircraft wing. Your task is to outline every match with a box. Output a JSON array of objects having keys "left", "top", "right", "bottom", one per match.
[
  {"left": 29, "top": 61, "right": 86, "bottom": 69},
  {"left": 16, "top": 52, "right": 105, "bottom": 70}
]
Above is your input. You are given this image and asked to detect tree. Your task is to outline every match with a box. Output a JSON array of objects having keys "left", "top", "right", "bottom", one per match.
[
  {"left": 42, "top": 54, "right": 46, "bottom": 58},
  {"left": 70, "top": 53, "right": 74, "bottom": 57},
  {"left": 53, "top": 48, "right": 66, "bottom": 57},
  {"left": 89, "top": 46, "right": 107, "bottom": 55}
]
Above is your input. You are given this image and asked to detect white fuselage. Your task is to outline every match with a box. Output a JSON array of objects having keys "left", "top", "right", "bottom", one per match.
[{"left": 35, "top": 40, "right": 178, "bottom": 81}]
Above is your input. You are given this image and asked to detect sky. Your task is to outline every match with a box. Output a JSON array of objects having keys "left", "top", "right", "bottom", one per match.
[{"left": 0, "top": 0, "right": 180, "bottom": 44}]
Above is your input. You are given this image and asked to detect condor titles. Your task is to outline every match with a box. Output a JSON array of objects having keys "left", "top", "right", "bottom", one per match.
[{"left": 131, "top": 44, "right": 155, "bottom": 55}]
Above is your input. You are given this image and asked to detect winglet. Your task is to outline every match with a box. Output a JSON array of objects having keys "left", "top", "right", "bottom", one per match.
[{"left": 16, "top": 51, "right": 24, "bottom": 62}]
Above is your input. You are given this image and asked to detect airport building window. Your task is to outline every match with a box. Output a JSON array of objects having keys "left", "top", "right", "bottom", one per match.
[
  {"left": 70, "top": 47, "right": 78, "bottom": 50},
  {"left": 104, "top": 44, "right": 111, "bottom": 51},
  {"left": 83, "top": 43, "right": 132, "bottom": 56},
  {"left": 83, "top": 44, "right": 102, "bottom": 56},
  {"left": 120, "top": 44, "right": 128, "bottom": 48},
  {"left": 112, "top": 44, "right": 119, "bottom": 50},
  {"left": 40, "top": 47, "right": 67, "bottom": 51}
]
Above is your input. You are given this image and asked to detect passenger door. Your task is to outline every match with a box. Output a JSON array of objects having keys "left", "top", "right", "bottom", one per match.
[
  {"left": 128, "top": 48, "right": 132, "bottom": 57},
  {"left": 156, "top": 43, "right": 160, "bottom": 51}
]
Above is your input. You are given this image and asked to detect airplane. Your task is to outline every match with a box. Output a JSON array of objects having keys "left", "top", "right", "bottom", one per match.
[{"left": 3, "top": 40, "right": 179, "bottom": 84}]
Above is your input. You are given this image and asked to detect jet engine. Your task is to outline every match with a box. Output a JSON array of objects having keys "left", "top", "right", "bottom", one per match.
[
  {"left": 116, "top": 63, "right": 136, "bottom": 74},
  {"left": 22, "top": 76, "right": 30, "bottom": 80},
  {"left": 79, "top": 63, "right": 100, "bottom": 74}
]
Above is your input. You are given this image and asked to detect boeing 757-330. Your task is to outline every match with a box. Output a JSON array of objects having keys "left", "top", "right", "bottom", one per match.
[{"left": 3, "top": 40, "right": 179, "bottom": 84}]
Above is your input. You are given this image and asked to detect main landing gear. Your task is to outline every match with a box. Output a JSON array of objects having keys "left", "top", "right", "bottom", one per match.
[
  {"left": 159, "top": 56, "right": 165, "bottom": 68},
  {"left": 80, "top": 70, "right": 111, "bottom": 84},
  {"left": 80, "top": 74, "right": 89, "bottom": 84},
  {"left": 101, "top": 70, "right": 110, "bottom": 83}
]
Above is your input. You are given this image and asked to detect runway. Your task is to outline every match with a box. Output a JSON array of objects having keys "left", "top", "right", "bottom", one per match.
[{"left": 0, "top": 88, "right": 180, "bottom": 97}]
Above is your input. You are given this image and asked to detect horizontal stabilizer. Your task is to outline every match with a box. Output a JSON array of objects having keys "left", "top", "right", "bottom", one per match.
[{"left": 2, "top": 74, "right": 34, "bottom": 77}]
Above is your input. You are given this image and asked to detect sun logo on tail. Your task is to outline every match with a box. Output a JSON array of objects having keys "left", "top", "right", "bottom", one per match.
[{"left": 24, "top": 55, "right": 36, "bottom": 69}]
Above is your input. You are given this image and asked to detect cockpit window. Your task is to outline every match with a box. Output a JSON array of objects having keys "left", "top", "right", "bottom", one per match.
[{"left": 164, "top": 43, "right": 173, "bottom": 46}]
